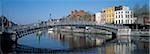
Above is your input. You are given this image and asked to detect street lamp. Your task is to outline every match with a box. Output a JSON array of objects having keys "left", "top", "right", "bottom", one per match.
[{"left": 49, "top": 13, "right": 51, "bottom": 20}]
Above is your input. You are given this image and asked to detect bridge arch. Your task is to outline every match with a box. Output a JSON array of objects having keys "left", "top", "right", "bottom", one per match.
[{"left": 14, "top": 21, "right": 130, "bottom": 42}]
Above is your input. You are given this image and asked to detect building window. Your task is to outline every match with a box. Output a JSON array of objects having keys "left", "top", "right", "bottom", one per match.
[
  {"left": 116, "top": 20, "right": 117, "bottom": 24},
  {"left": 131, "top": 15, "right": 132, "bottom": 18},
  {"left": 116, "top": 15, "right": 117, "bottom": 18},
  {"left": 119, "top": 20, "right": 120, "bottom": 24},
  {"left": 127, "top": 20, "right": 129, "bottom": 24},
  {"left": 121, "top": 15, "right": 123, "bottom": 18},
  {"left": 122, "top": 20, "right": 123, "bottom": 24},
  {"left": 119, "top": 15, "right": 120, "bottom": 18},
  {"left": 126, "top": 11, "right": 129, "bottom": 13},
  {"left": 131, "top": 20, "right": 132, "bottom": 23},
  {"left": 126, "top": 15, "right": 128, "bottom": 18}
]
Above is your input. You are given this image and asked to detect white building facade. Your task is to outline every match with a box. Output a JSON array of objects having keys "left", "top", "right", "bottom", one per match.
[
  {"left": 114, "top": 6, "right": 137, "bottom": 24},
  {"left": 95, "top": 12, "right": 105, "bottom": 24}
]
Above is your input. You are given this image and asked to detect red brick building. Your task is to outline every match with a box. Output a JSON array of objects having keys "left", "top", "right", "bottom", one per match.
[
  {"left": 144, "top": 17, "right": 150, "bottom": 25},
  {"left": 67, "top": 10, "right": 95, "bottom": 21}
]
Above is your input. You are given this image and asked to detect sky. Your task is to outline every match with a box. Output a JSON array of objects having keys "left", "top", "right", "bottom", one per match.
[
  {"left": 0, "top": 0, "right": 2, "bottom": 16},
  {"left": 1, "top": 0, "right": 149, "bottom": 24}
]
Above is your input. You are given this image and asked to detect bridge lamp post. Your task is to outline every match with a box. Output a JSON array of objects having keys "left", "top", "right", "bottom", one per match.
[
  {"left": 49, "top": 9, "right": 53, "bottom": 22},
  {"left": 49, "top": 13, "right": 51, "bottom": 21}
]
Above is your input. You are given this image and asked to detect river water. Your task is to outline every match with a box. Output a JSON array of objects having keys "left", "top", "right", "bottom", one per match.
[{"left": 1, "top": 30, "right": 149, "bottom": 54}]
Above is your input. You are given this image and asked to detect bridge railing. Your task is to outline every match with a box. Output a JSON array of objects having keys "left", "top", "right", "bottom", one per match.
[
  {"left": 34, "top": 21, "right": 130, "bottom": 30},
  {"left": 131, "top": 29, "right": 150, "bottom": 32},
  {"left": 11, "top": 20, "right": 130, "bottom": 33},
  {"left": 60, "top": 21, "right": 96, "bottom": 25}
]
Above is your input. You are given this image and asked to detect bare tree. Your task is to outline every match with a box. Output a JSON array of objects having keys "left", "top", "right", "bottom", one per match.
[{"left": 133, "top": 4, "right": 149, "bottom": 18}]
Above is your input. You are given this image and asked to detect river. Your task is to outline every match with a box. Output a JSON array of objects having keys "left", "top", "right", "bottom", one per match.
[{"left": 0, "top": 30, "right": 149, "bottom": 54}]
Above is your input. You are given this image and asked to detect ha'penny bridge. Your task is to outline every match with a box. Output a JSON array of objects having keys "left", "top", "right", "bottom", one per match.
[
  {"left": 1, "top": 20, "right": 132, "bottom": 53},
  {"left": 9, "top": 21, "right": 131, "bottom": 41}
]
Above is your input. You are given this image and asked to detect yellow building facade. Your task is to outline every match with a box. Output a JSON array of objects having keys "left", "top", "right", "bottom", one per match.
[{"left": 103, "top": 7, "right": 115, "bottom": 24}]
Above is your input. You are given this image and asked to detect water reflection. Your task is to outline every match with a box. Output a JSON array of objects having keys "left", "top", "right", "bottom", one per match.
[
  {"left": 48, "top": 31, "right": 106, "bottom": 49},
  {"left": 98, "top": 42, "right": 135, "bottom": 54},
  {"left": 36, "top": 31, "right": 42, "bottom": 44},
  {"left": 0, "top": 30, "right": 149, "bottom": 54},
  {"left": 101, "top": 41, "right": 149, "bottom": 54}
]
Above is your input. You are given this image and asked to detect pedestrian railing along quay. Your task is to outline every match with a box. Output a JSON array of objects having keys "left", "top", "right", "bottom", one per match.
[{"left": 131, "top": 29, "right": 150, "bottom": 36}]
